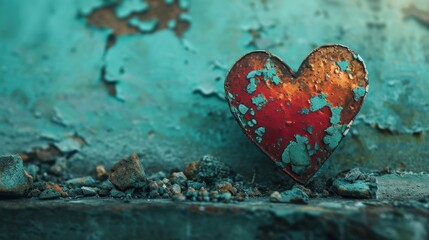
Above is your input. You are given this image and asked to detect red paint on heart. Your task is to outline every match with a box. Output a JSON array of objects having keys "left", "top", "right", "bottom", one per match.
[{"left": 225, "top": 45, "right": 368, "bottom": 183}]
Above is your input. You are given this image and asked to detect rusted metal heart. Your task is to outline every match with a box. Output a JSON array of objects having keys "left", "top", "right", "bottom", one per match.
[{"left": 224, "top": 45, "right": 368, "bottom": 184}]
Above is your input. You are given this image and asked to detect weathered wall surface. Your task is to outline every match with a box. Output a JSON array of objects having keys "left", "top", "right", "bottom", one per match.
[{"left": 1, "top": 0, "right": 428, "bottom": 183}]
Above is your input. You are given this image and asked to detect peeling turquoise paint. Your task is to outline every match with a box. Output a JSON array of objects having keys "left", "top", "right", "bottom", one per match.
[
  {"left": 246, "top": 78, "right": 258, "bottom": 94},
  {"left": 247, "top": 119, "right": 257, "bottom": 127},
  {"left": 251, "top": 94, "right": 267, "bottom": 110},
  {"left": 250, "top": 108, "right": 255, "bottom": 116},
  {"left": 178, "top": 0, "right": 190, "bottom": 10},
  {"left": 281, "top": 135, "right": 311, "bottom": 174},
  {"left": 336, "top": 61, "right": 351, "bottom": 73},
  {"left": 129, "top": 18, "right": 158, "bottom": 32},
  {"left": 310, "top": 94, "right": 329, "bottom": 112},
  {"left": 330, "top": 107, "right": 342, "bottom": 125},
  {"left": 179, "top": 13, "right": 192, "bottom": 23},
  {"left": 353, "top": 53, "right": 364, "bottom": 63},
  {"left": 323, "top": 125, "right": 347, "bottom": 150},
  {"left": 255, "top": 127, "right": 266, "bottom": 143},
  {"left": 301, "top": 108, "right": 309, "bottom": 115},
  {"left": 238, "top": 104, "right": 249, "bottom": 114},
  {"left": 167, "top": 19, "right": 177, "bottom": 29},
  {"left": 306, "top": 126, "right": 313, "bottom": 134},
  {"left": 116, "top": 0, "right": 148, "bottom": 18},
  {"left": 353, "top": 87, "right": 366, "bottom": 101}
]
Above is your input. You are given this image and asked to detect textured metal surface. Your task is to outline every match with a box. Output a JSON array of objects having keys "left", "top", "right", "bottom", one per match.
[{"left": 225, "top": 45, "right": 368, "bottom": 183}]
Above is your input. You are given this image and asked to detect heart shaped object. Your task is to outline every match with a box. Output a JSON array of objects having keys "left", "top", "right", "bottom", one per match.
[{"left": 225, "top": 45, "right": 368, "bottom": 183}]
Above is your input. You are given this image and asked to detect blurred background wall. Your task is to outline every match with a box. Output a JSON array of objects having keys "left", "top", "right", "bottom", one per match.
[{"left": 0, "top": 0, "right": 428, "bottom": 183}]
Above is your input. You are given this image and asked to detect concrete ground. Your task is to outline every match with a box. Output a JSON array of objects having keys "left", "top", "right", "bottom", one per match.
[{"left": 1, "top": 198, "right": 428, "bottom": 240}]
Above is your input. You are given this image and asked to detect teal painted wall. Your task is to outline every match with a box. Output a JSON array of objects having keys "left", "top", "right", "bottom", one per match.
[{"left": 1, "top": 0, "right": 428, "bottom": 183}]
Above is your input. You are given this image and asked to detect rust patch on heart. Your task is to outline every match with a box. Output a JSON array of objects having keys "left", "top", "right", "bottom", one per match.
[{"left": 224, "top": 45, "right": 368, "bottom": 184}]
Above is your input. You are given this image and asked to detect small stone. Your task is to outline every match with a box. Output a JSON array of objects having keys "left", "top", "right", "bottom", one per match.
[
  {"left": 198, "top": 187, "right": 210, "bottom": 201},
  {"left": 99, "top": 180, "right": 114, "bottom": 190},
  {"left": 187, "top": 180, "right": 206, "bottom": 190},
  {"left": 171, "top": 184, "right": 181, "bottom": 194},
  {"left": 294, "top": 184, "right": 312, "bottom": 197},
  {"left": 109, "top": 153, "right": 146, "bottom": 191},
  {"left": 184, "top": 160, "right": 201, "bottom": 180},
  {"left": 98, "top": 189, "right": 110, "bottom": 197},
  {"left": 171, "top": 172, "right": 187, "bottom": 181},
  {"left": 196, "top": 155, "right": 231, "bottom": 183},
  {"left": 209, "top": 190, "right": 219, "bottom": 202},
  {"left": 332, "top": 178, "right": 373, "bottom": 199},
  {"left": 220, "top": 192, "right": 232, "bottom": 202},
  {"left": 95, "top": 165, "right": 108, "bottom": 180},
  {"left": 68, "top": 188, "right": 83, "bottom": 198},
  {"left": 39, "top": 189, "right": 61, "bottom": 200},
  {"left": 0, "top": 155, "right": 33, "bottom": 197},
  {"left": 148, "top": 171, "right": 167, "bottom": 180},
  {"left": 110, "top": 189, "right": 125, "bottom": 198},
  {"left": 81, "top": 186, "right": 97, "bottom": 196},
  {"left": 215, "top": 181, "right": 235, "bottom": 195},
  {"left": 344, "top": 168, "right": 365, "bottom": 182},
  {"left": 270, "top": 191, "right": 282, "bottom": 202},
  {"left": 185, "top": 187, "right": 197, "bottom": 200},
  {"left": 275, "top": 187, "right": 309, "bottom": 204},
  {"left": 66, "top": 176, "right": 96, "bottom": 187},
  {"left": 172, "top": 193, "right": 186, "bottom": 201},
  {"left": 27, "top": 189, "right": 41, "bottom": 198}
]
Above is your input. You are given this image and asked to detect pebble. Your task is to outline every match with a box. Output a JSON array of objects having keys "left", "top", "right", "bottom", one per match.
[
  {"left": 270, "top": 187, "right": 309, "bottom": 204},
  {"left": 0, "top": 155, "right": 33, "bottom": 197},
  {"left": 39, "top": 189, "right": 61, "bottom": 200},
  {"left": 65, "top": 176, "right": 96, "bottom": 187},
  {"left": 109, "top": 153, "right": 146, "bottom": 191},
  {"left": 171, "top": 184, "right": 181, "bottom": 194},
  {"left": 81, "top": 186, "right": 97, "bottom": 196},
  {"left": 95, "top": 165, "right": 108, "bottom": 180},
  {"left": 110, "top": 189, "right": 125, "bottom": 198}
]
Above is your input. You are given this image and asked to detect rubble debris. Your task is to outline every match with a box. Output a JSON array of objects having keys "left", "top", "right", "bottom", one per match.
[
  {"left": 270, "top": 186, "right": 309, "bottom": 204},
  {"left": 0, "top": 155, "right": 33, "bottom": 197},
  {"left": 39, "top": 189, "right": 61, "bottom": 200},
  {"left": 331, "top": 168, "right": 377, "bottom": 199},
  {"left": 110, "top": 189, "right": 125, "bottom": 198},
  {"left": 185, "top": 155, "right": 231, "bottom": 183},
  {"left": 95, "top": 165, "right": 108, "bottom": 180},
  {"left": 65, "top": 176, "right": 96, "bottom": 187},
  {"left": 109, "top": 153, "right": 146, "bottom": 191},
  {"left": 81, "top": 186, "right": 97, "bottom": 197}
]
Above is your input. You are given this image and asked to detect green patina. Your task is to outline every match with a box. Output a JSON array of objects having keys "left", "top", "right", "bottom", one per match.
[
  {"left": 323, "top": 125, "right": 347, "bottom": 150},
  {"left": 310, "top": 94, "right": 329, "bottom": 112},
  {"left": 353, "top": 87, "right": 366, "bottom": 101},
  {"left": 330, "top": 107, "right": 342, "bottom": 124}
]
